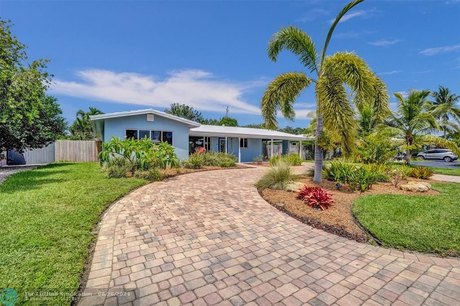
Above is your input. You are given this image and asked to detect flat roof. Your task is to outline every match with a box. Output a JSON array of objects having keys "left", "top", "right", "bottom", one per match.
[
  {"left": 89, "top": 108, "right": 200, "bottom": 128},
  {"left": 191, "top": 125, "right": 310, "bottom": 141}
]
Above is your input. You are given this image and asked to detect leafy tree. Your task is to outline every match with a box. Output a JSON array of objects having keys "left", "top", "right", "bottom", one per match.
[
  {"left": 261, "top": 0, "right": 388, "bottom": 182},
  {"left": 243, "top": 123, "right": 266, "bottom": 129},
  {"left": 279, "top": 126, "right": 308, "bottom": 135},
  {"left": 69, "top": 107, "right": 104, "bottom": 140},
  {"left": 218, "top": 116, "right": 238, "bottom": 127},
  {"left": 385, "top": 90, "right": 460, "bottom": 163},
  {"left": 0, "top": 19, "right": 66, "bottom": 155},
  {"left": 164, "top": 103, "right": 204, "bottom": 122},
  {"left": 431, "top": 86, "right": 460, "bottom": 138}
]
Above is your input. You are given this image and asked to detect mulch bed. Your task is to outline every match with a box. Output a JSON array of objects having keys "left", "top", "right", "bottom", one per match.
[{"left": 259, "top": 177, "right": 438, "bottom": 243}]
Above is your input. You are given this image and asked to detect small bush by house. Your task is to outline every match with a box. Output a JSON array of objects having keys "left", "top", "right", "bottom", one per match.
[{"left": 256, "top": 161, "right": 294, "bottom": 190}]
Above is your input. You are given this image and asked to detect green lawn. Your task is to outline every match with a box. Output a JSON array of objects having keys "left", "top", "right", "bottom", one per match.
[
  {"left": 0, "top": 163, "right": 146, "bottom": 305},
  {"left": 430, "top": 166, "right": 460, "bottom": 176},
  {"left": 353, "top": 183, "right": 460, "bottom": 256}
]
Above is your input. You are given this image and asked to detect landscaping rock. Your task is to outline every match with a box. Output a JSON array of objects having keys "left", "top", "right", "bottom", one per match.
[
  {"left": 285, "top": 182, "right": 305, "bottom": 192},
  {"left": 400, "top": 181, "right": 431, "bottom": 192}
]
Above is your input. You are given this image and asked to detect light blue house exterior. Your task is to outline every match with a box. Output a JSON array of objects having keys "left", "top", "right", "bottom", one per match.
[{"left": 91, "top": 109, "right": 307, "bottom": 163}]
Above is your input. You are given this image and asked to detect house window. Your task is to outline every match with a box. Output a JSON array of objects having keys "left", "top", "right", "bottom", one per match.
[
  {"left": 204, "top": 137, "right": 211, "bottom": 151},
  {"left": 139, "top": 130, "right": 150, "bottom": 139},
  {"left": 240, "top": 138, "right": 248, "bottom": 148},
  {"left": 126, "top": 129, "right": 138, "bottom": 139},
  {"left": 151, "top": 131, "right": 161, "bottom": 143},
  {"left": 162, "top": 131, "right": 173, "bottom": 145}
]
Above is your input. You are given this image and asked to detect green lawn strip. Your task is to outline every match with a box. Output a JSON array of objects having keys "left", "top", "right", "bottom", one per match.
[
  {"left": 353, "top": 183, "right": 460, "bottom": 256},
  {"left": 0, "top": 163, "right": 147, "bottom": 305},
  {"left": 430, "top": 167, "right": 460, "bottom": 176}
]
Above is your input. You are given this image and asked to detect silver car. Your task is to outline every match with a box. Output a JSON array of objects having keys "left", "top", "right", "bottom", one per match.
[{"left": 417, "top": 149, "right": 458, "bottom": 162}]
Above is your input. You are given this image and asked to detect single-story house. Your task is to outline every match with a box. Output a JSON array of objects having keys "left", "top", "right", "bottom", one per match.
[{"left": 90, "top": 109, "right": 309, "bottom": 163}]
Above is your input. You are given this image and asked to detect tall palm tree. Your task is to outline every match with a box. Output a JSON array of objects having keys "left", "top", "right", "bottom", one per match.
[
  {"left": 70, "top": 107, "right": 103, "bottom": 140},
  {"left": 385, "top": 90, "right": 460, "bottom": 163},
  {"left": 431, "top": 86, "right": 460, "bottom": 137},
  {"left": 261, "top": 0, "right": 388, "bottom": 182}
]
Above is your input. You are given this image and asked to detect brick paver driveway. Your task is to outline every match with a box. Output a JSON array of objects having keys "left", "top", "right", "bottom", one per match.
[{"left": 79, "top": 167, "right": 460, "bottom": 306}]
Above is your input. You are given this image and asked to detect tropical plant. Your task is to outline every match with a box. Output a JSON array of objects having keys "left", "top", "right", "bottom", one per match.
[
  {"left": 354, "top": 129, "right": 399, "bottom": 164},
  {"left": 99, "top": 137, "right": 179, "bottom": 174},
  {"left": 183, "top": 152, "right": 237, "bottom": 169},
  {"left": 164, "top": 103, "right": 204, "bottom": 122},
  {"left": 323, "top": 161, "right": 383, "bottom": 192},
  {"left": 104, "top": 157, "right": 136, "bottom": 178},
  {"left": 269, "top": 153, "right": 303, "bottom": 166},
  {"left": 385, "top": 90, "right": 460, "bottom": 163},
  {"left": 297, "top": 186, "right": 334, "bottom": 210},
  {"left": 69, "top": 107, "right": 104, "bottom": 140},
  {"left": 261, "top": 0, "right": 389, "bottom": 183},
  {"left": 134, "top": 168, "right": 164, "bottom": 181},
  {"left": 183, "top": 153, "right": 204, "bottom": 169},
  {"left": 409, "top": 166, "right": 433, "bottom": 179},
  {"left": 431, "top": 86, "right": 460, "bottom": 138},
  {"left": 255, "top": 161, "right": 294, "bottom": 190}
]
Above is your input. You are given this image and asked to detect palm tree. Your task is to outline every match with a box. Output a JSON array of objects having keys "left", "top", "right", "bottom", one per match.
[
  {"left": 261, "top": 0, "right": 388, "bottom": 182},
  {"left": 385, "top": 90, "right": 460, "bottom": 163},
  {"left": 431, "top": 86, "right": 460, "bottom": 137},
  {"left": 70, "top": 107, "right": 103, "bottom": 140}
]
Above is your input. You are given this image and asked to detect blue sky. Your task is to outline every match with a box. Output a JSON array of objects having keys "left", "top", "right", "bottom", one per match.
[{"left": 1, "top": 0, "right": 460, "bottom": 128}]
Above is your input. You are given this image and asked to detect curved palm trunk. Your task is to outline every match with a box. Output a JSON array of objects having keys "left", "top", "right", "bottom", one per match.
[{"left": 313, "top": 116, "right": 323, "bottom": 183}]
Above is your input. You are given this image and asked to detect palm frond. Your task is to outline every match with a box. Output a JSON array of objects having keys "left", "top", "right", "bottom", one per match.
[
  {"left": 261, "top": 72, "right": 312, "bottom": 129},
  {"left": 268, "top": 26, "right": 318, "bottom": 73},
  {"left": 320, "top": 0, "right": 365, "bottom": 68},
  {"left": 421, "top": 135, "right": 460, "bottom": 155},
  {"left": 317, "top": 75, "right": 357, "bottom": 155}
]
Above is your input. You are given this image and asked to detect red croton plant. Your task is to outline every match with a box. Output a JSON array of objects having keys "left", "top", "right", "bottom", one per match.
[{"left": 297, "top": 186, "right": 334, "bottom": 210}]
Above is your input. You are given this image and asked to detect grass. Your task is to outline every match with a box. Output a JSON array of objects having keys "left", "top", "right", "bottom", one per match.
[
  {"left": 353, "top": 183, "right": 460, "bottom": 256},
  {"left": 430, "top": 166, "right": 460, "bottom": 176},
  {"left": 0, "top": 163, "right": 147, "bottom": 305}
]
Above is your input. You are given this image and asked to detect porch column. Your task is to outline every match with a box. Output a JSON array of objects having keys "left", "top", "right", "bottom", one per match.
[
  {"left": 225, "top": 137, "right": 228, "bottom": 154},
  {"left": 270, "top": 139, "right": 274, "bottom": 158},
  {"left": 299, "top": 141, "right": 302, "bottom": 159},
  {"left": 203, "top": 137, "right": 205, "bottom": 150},
  {"left": 238, "top": 137, "right": 241, "bottom": 163}
]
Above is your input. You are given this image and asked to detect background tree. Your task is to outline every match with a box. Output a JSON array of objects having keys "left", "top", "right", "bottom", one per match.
[
  {"left": 69, "top": 107, "right": 104, "bottom": 140},
  {"left": 164, "top": 103, "right": 204, "bottom": 122},
  {"left": 385, "top": 90, "right": 460, "bottom": 163},
  {"left": 0, "top": 19, "right": 66, "bottom": 155},
  {"left": 431, "top": 86, "right": 460, "bottom": 138},
  {"left": 261, "top": 0, "right": 388, "bottom": 182},
  {"left": 218, "top": 116, "right": 238, "bottom": 127}
]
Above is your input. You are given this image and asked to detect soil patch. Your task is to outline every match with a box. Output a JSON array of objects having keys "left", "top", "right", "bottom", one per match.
[{"left": 259, "top": 177, "right": 438, "bottom": 242}]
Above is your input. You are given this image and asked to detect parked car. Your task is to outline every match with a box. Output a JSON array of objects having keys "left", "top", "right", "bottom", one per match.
[{"left": 417, "top": 149, "right": 458, "bottom": 162}]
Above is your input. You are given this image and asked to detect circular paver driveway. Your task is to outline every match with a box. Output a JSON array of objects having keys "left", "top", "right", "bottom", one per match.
[{"left": 79, "top": 168, "right": 460, "bottom": 306}]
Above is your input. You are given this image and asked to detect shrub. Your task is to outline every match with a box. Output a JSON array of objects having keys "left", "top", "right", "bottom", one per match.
[
  {"left": 255, "top": 162, "right": 293, "bottom": 190},
  {"left": 104, "top": 157, "right": 135, "bottom": 178},
  {"left": 183, "top": 153, "right": 204, "bottom": 169},
  {"left": 353, "top": 132, "right": 398, "bottom": 164},
  {"left": 134, "top": 168, "right": 164, "bottom": 181},
  {"left": 269, "top": 153, "right": 303, "bottom": 166},
  {"left": 284, "top": 153, "right": 303, "bottom": 166},
  {"left": 202, "top": 152, "right": 236, "bottom": 167},
  {"left": 323, "top": 161, "right": 379, "bottom": 192},
  {"left": 409, "top": 166, "right": 433, "bottom": 179},
  {"left": 363, "top": 164, "right": 390, "bottom": 182},
  {"left": 389, "top": 169, "right": 406, "bottom": 187},
  {"left": 99, "top": 137, "right": 179, "bottom": 171},
  {"left": 297, "top": 186, "right": 334, "bottom": 210}
]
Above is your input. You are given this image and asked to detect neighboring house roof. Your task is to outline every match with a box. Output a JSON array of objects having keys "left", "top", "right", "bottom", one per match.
[
  {"left": 190, "top": 125, "right": 310, "bottom": 141},
  {"left": 89, "top": 108, "right": 201, "bottom": 128}
]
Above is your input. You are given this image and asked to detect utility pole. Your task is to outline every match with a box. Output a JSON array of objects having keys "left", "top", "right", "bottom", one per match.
[{"left": 225, "top": 106, "right": 229, "bottom": 118}]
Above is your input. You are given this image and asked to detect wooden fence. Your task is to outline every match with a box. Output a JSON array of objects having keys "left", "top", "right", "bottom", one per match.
[
  {"left": 6, "top": 140, "right": 102, "bottom": 165},
  {"left": 55, "top": 140, "right": 101, "bottom": 162}
]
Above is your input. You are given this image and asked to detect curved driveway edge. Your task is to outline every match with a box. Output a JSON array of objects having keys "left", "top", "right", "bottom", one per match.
[{"left": 78, "top": 168, "right": 460, "bottom": 306}]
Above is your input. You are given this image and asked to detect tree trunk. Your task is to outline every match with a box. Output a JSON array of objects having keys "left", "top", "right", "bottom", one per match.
[{"left": 313, "top": 116, "right": 324, "bottom": 183}]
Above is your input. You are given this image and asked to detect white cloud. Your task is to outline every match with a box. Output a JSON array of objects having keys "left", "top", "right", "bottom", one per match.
[
  {"left": 379, "top": 70, "right": 402, "bottom": 75},
  {"left": 335, "top": 10, "right": 369, "bottom": 23},
  {"left": 51, "top": 69, "right": 263, "bottom": 114},
  {"left": 420, "top": 44, "right": 460, "bottom": 56},
  {"left": 369, "top": 39, "right": 400, "bottom": 47}
]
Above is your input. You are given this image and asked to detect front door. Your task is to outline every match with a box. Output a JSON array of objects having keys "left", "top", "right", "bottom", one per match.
[{"left": 219, "top": 138, "right": 226, "bottom": 153}]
